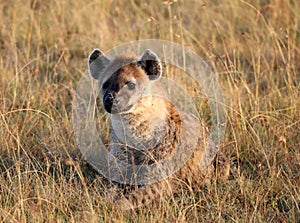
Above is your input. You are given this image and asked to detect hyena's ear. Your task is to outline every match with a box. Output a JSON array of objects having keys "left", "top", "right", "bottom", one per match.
[
  {"left": 88, "top": 48, "right": 111, "bottom": 80},
  {"left": 138, "top": 49, "right": 162, "bottom": 80}
]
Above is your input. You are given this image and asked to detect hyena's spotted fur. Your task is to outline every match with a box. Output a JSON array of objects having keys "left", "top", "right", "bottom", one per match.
[{"left": 88, "top": 49, "right": 230, "bottom": 209}]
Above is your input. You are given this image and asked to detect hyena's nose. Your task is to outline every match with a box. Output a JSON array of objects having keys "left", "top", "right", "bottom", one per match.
[{"left": 103, "top": 95, "right": 114, "bottom": 113}]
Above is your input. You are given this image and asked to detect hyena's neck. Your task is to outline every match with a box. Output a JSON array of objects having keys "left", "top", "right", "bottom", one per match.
[
  {"left": 111, "top": 96, "right": 168, "bottom": 143},
  {"left": 110, "top": 96, "right": 181, "bottom": 155}
]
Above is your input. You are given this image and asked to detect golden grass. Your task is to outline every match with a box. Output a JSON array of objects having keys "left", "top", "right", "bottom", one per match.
[{"left": 0, "top": 0, "right": 299, "bottom": 222}]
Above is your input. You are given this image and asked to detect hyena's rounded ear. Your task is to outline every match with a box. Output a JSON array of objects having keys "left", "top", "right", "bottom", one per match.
[
  {"left": 138, "top": 49, "right": 162, "bottom": 80},
  {"left": 88, "top": 48, "right": 111, "bottom": 80}
]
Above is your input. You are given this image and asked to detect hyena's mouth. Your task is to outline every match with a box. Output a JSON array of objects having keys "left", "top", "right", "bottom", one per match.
[{"left": 108, "top": 104, "right": 134, "bottom": 114}]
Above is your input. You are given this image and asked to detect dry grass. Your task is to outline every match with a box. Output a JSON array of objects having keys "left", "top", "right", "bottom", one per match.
[{"left": 0, "top": 0, "right": 299, "bottom": 222}]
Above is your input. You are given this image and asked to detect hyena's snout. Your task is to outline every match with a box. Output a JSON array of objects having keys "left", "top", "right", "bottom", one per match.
[
  {"left": 103, "top": 94, "right": 113, "bottom": 113},
  {"left": 103, "top": 90, "right": 127, "bottom": 114},
  {"left": 103, "top": 92, "right": 119, "bottom": 113}
]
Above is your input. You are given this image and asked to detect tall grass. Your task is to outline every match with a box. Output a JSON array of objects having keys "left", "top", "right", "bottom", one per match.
[{"left": 0, "top": 0, "right": 299, "bottom": 222}]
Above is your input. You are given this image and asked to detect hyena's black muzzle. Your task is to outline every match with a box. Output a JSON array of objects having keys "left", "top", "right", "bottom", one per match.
[
  {"left": 103, "top": 83, "right": 124, "bottom": 114},
  {"left": 103, "top": 85, "right": 135, "bottom": 114},
  {"left": 103, "top": 93, "right": 114, "bottom": 113}
]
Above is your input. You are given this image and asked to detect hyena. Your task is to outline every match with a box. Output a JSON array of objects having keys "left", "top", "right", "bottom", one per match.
[{"left": 88, "top": 48, "right": 230, "bottom": 209}]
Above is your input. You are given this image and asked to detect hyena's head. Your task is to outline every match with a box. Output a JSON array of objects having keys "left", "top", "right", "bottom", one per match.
[{"left": 88, "top": 49, "right": 162, "bottom": 114}]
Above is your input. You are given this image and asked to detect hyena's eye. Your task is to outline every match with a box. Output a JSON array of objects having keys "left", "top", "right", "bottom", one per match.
[{"left": 125, "top": 81, "right": 136, "bottom": 90}]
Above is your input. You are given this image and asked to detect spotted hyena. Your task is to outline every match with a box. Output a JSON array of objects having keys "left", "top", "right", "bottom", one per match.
[{"left": 88, "top": 48, "right": 230, "bottom": 209}]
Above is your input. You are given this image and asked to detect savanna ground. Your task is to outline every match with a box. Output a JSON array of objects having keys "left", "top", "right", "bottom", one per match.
[{"left": 0, "top": 0, "right": 299, "bottom": 222}]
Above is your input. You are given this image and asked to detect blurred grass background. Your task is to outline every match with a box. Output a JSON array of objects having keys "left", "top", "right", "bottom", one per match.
[{"left": 0, "top": 0, "right": 299, "bottom": 222}]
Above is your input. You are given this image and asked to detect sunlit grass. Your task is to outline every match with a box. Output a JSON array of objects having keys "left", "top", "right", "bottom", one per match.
[{"left": 0, "top": 0, "right": 299, "bottom": 222}]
